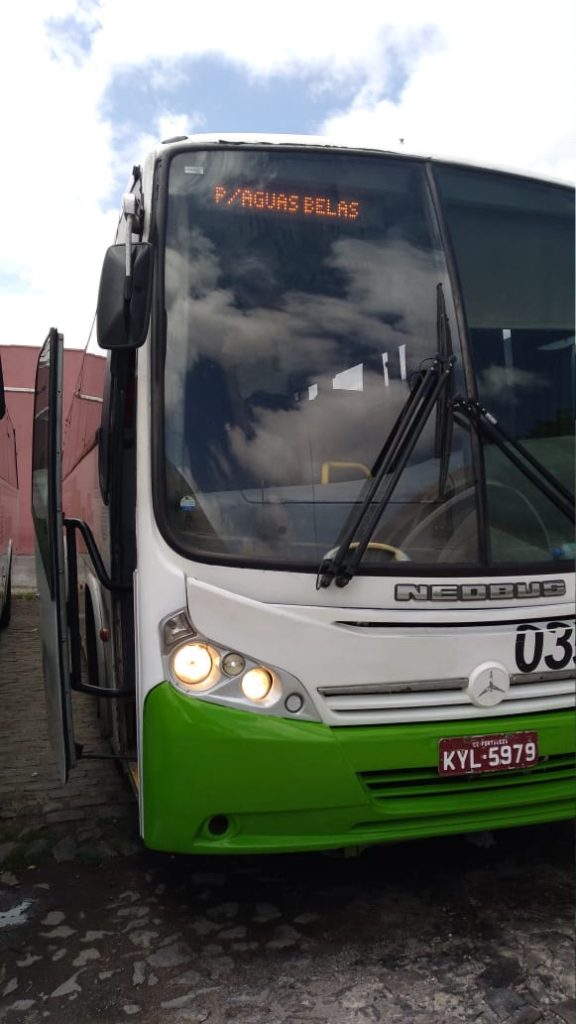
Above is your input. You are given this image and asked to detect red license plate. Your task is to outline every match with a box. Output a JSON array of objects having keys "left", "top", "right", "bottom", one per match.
[{"left": 438, "top": 731, "right": 539, "bottom": 777}]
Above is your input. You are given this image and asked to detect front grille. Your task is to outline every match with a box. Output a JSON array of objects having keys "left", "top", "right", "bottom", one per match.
[
  {"left": 318, "top": 670, "right": 575, "bottom": 724},
  {"left": 358, "top": 753, "right": 575, "bottom": 802}
]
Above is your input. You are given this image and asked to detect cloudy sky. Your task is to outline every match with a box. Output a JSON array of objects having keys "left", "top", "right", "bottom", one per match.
[{"left": 1, "top": 0, "right": 573, "bottom": 350}]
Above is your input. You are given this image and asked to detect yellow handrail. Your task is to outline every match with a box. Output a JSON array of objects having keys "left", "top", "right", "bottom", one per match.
[{"left": 321, "top": 461, "right": 372, "bottom": 485}]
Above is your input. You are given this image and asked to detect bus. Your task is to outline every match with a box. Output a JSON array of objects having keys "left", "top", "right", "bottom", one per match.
[
  {"left": 31, "top": 135, "right": 575, "bottom": 855},
  {"left": 0, "top": 354, "right": 18, "bottom": 629}
]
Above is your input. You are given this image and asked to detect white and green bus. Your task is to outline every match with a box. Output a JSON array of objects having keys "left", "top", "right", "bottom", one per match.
[{"left": 32, "top": 135, "right": 575, "bottom": 855}]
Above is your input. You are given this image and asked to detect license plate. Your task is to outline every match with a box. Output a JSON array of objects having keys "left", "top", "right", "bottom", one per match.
[{"left": 439, "top": 731, "right": 539, "bottom": 777}]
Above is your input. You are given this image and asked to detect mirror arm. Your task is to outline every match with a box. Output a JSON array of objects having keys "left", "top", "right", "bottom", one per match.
[
  {"left": 122, "top": 171, "right": 143, "bottom": 304},
  {"left": 123, "top": 193, "right": 137, "bottom": 303}
]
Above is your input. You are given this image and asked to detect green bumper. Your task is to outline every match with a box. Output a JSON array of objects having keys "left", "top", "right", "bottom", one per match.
[{"left": 142, "top": 682, "right": 575, "bottom": 854}]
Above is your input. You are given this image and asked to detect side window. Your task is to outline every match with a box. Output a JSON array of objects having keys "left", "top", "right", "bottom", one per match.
[
  {"left": 62, "top": 344, "right": 107, "bottom": 479},
  {"left": 436, "top": 167, "right": 575, "bottom": 562},
  {"left": 32, "top": 332, "right": 62, "bottom": 596},
  {"left": 436, "top": 168, "right": 574, "bottom": 444}
]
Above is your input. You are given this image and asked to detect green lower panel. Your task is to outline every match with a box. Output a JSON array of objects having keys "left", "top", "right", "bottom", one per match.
[{"left": 141, "top": 683, "right": 575, "bottom": 854}]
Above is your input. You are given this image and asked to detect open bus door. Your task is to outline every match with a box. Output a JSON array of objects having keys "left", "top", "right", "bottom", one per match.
[{"left": 31, "top": 328, "right": 76, "bottom": 783}]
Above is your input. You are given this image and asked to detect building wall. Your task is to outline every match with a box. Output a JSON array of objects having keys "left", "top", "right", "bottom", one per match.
[{"left": 1, "top": 344, "right": 105, "bottom": 557}]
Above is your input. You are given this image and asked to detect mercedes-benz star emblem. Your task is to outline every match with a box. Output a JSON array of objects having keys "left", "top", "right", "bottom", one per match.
[{"left": 467, "top": 662, "right": 510, "bottom": 708}]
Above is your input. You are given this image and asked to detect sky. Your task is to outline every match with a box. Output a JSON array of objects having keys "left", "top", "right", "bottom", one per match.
[{"left": 1, "top": 0, "right": 573, "bottom": 350}]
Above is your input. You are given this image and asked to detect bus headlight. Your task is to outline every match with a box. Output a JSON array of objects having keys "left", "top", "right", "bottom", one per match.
[
  {"left": 160, "top": 609, "right": 319, "bottom": 720},
  {"left": 171, "top": 643, "right": 216, "bottom": 687},
  {"left": 241, "top": 667, "right": 274, "bottom": 702}
]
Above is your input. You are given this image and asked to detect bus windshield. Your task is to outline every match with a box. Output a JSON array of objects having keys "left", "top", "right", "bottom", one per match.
[
  {"left": 436, "top": 167, "right": 574, "bottom": 567},
  {"left": 159, "top": 148, "right": 574, "bottom": 573}
]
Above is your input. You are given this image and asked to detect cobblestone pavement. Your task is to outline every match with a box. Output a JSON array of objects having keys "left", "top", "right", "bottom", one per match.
[
  {"left": 0, "top": 598, "right": 574, "bottom": 1024},
  {"left": 0, "top": 595, "right": 137, "bottom": 851}
]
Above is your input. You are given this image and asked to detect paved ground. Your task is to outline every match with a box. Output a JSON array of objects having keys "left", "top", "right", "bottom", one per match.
[
  {"left": 0, "top": 598, "right": 574, "bottom": 1024},
  {"left": 0, "top": 594, "right": 137, "bottom": 853}
]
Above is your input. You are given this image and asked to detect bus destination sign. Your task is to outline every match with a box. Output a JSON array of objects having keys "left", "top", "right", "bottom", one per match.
[{"left": 214, "top": 185, "right": 360, "bottom": 221}]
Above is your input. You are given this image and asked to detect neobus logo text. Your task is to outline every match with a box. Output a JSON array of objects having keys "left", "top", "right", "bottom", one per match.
[{"left": 394, "top": 580, "right": 567, "bottom": 602}]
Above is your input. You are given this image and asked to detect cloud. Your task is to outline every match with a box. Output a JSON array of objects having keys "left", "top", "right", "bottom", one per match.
[
  {"left": 88, "top": 0, "right": 436, "bottom": 81},
  {"left": 0, "top": 4, "right": 116, "bottom": 347},
  {"left": 132, "top": 110, "right": 206, "bottom": 168},
  {"left": 320, "top": 0, "right": 576, "bottom": 182},
  {"left": 0, "top": 0, "right": 573, "bottom": 348}
]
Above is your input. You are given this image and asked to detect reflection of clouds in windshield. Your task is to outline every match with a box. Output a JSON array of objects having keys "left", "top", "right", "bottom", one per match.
[
  {"left": 227, "top": 371, "right": 418, "bottom": 488},
  {"left": 328, "top": 237, "right": 439, "bottom": 332},
  {"left": 164, "top": 227, "right": 442, "bottom": 480},
  {"left": 478, "top": 364, "right": 549, "bottom": 403},
  {"left": 165, "top": 231, "right": 439, "bottom": 357},
  {"left": 165, "top": 228, "right": 221, "bottom": 301}
]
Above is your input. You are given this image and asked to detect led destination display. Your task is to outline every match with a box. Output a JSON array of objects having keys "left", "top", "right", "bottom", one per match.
[{"left": 214, "top": 185, "right": 361, "bottom": 221}]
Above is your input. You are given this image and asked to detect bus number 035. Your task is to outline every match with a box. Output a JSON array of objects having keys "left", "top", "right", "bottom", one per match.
[{"left": 515, "top": 621, "right": 575, "bottom": 674}]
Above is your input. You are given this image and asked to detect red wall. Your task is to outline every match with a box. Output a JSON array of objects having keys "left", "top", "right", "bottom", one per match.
[{"left": 1, "top": 345, "right": 105, "bottom": 554}]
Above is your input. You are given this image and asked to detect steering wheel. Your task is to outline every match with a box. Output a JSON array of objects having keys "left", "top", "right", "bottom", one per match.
[
  {"left": 360, "top": 541, "right": 411, "bottom": 562},
  {"left": 400, "top": 481, "right": 551, "bottom": 559},
  {"left": 322, "top": 540, "right": 410, "bottom": 563}
]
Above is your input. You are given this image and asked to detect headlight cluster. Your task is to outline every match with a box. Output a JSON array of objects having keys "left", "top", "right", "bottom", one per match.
[
  {"left": 167, "top": 628, "right": 276, "bottom": 709},
  {"left": 171, "top": 641, "right": 276, "bottom": 703},
  {"left": 161, "top": 609, "right": 315, "bottom": 719}
]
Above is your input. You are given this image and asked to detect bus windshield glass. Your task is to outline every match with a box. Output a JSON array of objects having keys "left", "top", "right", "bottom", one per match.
[
  {"left": 436, "top": 167, "right": 574, "bottom": 566},
  {"left": 159, "top": 148, "right": 574, "bottom": 572}
]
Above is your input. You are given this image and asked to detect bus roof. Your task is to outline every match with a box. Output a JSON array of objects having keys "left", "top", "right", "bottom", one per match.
[{"left": 149, "top": 132, "right": 572, "bottom": 189}]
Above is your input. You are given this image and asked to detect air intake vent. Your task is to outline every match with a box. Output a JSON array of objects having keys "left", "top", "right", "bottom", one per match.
[{"left": 359, "top": 753, "right": 575, "bottom": 802}]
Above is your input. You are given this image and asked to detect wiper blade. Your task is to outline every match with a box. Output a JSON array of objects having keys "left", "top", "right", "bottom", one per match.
[
  {"left": 317, "top": 351, "right": 456, "bottom": 589},
  {"left": 452, "top": 398, "right": 575, "bottom": 524},
  {"left": 434, "top": 283, "right": 454, "bottom": 500}
]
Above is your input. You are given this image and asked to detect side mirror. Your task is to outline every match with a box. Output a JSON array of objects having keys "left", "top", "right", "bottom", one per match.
[{"left": 97, "top": 243, "right": 153, "bottom": 350}]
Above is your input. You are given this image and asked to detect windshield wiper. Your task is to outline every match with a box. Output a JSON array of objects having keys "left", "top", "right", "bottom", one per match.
[
  {"left": 317, "top": 312, "right": 456, "bottom": 588},
  {"left": 434, "top": 283, "right": 454, "bottom": 500},
  {"left": 452, "top": 398, "right": 575, "bottom": 524}
]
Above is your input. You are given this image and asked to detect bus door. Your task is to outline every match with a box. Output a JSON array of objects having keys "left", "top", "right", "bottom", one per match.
[{"left": 31, "top": 328, "right": 76, "bottom": 783}]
